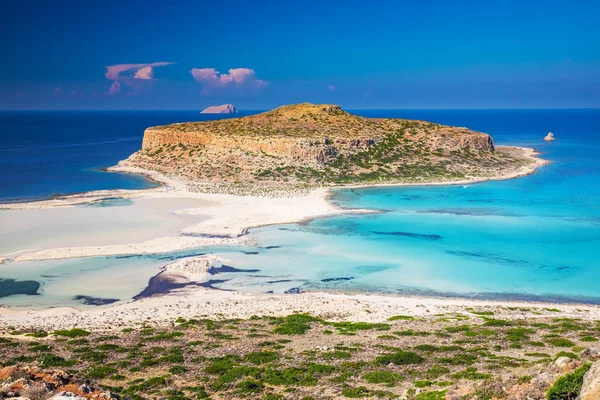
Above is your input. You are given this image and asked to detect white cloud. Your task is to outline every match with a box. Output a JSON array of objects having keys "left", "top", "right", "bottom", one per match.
[
  {"left": 190, "top": 67, "right": 267, "bottom": 94},
  {"left": 133, "top": 66, "right": 154, "bottom": 80},
  {"left": 105, "top": 62, "right": 174, "bottom": 94},
  {"left": 108, "top": 81, "right": 121, "bottom": 95}
]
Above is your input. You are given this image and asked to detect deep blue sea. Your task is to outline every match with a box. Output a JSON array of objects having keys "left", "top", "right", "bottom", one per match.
[
  {"left": 1, "top": 109, "right": 599, "bottom": 306},
  {"left": 0, "top": 111, "right": 252, "bottom": 202}
]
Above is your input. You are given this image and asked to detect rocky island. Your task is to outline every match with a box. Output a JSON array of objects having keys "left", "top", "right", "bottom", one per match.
[
  {"left": 118, "top": 103, "right": 545, "bottom": 195},
  {"left": 200, "top": 104, "right": 237, "bottom": 114}
]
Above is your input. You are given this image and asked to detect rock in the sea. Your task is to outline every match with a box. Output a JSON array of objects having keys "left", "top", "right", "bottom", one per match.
[
  {"left": 578, "top": 361, "right": 600, "bottom": 400},
  {"left": 544, "top": 132, "right": 555, "bottom": 141},
  {"left": 200, "top": 104, "right": 237, "bottom": 114}
]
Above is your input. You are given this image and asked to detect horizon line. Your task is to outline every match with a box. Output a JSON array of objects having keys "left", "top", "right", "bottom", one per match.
[{"left": 1, "top": 107, "right": 599, "bottom": 112}]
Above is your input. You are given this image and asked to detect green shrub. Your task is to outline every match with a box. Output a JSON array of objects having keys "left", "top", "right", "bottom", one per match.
[
  {"left": 205, "top": 355, "right": 241, "bottom": 374},
  {"left": 414, "top": 391, "right": 446, "bottom": 400},
  {"left": 342, "top": 386, "right": 372, "bottom": 398},
  {"left": 451, "top": 367, "right": 492, "bottom": 380},
  {"left": 374, "top": 351, "right": 424, "bottom": 365},
  {"left": 546, "top": 363, "right": 591, "bottom": 400},
  {"left": 554, "top": 351, "right": 577, "bottom": 360},
  {"left": 482, "top": 318, "right": 511, "bottom": 327},
  {"left": 262, "top": 363, "right": 335, "bottom": 386},
  {"left": 331, "top": 322, "right": 390, "bottom": 333},
  {"left": 244, "top": 351, "right": 279, "bottom": 365},
  {"left": 87, "top": 366, "right": 117, "bottom": 379},
  {"left": 169, "top": 366, "right": 187, "bottom": 375},
  {"left": 546, "top": 338, "right": 576, "bottom": 347},
  {"left": 387, "top": 315, "right": 414, "bottom": 321},
  {"left": 40, "top": 354, "right": 74, "bottom": 367},
  {"left": 147, "top": 332, "right": 184, "bottom": 341},
  {"left": 236, "top": 379, "right": 264, "bottom": 393},
  {"left": 362, "top": 370, "right": 398, "bottom": 385},
  {"left": 53, "top": 328, "right": 90, "bottom": 338},
  {"left": 25, "top": 331, "right": 48, "bottom": 338},
  {"left": 273, "top": 314, "right": 320, "bottom": 335},
  {"left": 506, "top": 327, "right": 534, "bottom": 342}
]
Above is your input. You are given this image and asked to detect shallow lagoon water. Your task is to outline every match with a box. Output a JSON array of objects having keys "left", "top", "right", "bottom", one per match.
[
  {"left": 196, "top": 109, "right": 600, "bottom": 302},
  {"left": 0, "top": 109, "right": 598, "bottom": 307}
]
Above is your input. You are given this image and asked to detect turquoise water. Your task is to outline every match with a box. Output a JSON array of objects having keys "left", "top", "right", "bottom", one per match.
[
  {"left": 198, "top": 109, "right": 600, "bottom": 302},
  {"left": 1, "top": 109, "right": 599, "bottom": 306}
]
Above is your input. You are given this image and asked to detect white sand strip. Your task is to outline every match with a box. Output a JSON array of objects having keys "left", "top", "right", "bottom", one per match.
[{"left": 1, "top": 289, "right": 599, "bottom": 331}]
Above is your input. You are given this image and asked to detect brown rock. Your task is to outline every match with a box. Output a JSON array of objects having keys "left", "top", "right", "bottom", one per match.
[{"left": 578, "top": 362, "right": 600, "bottom": 400}]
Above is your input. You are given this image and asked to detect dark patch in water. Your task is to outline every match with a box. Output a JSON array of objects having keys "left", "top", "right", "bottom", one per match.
[
  {"left": 263, "top": 245, "right": 282, "bottom": 250},
  {"left": 208, "top": 264, "right": 260, "bottom": 274},
  {"left": 284, "top": 287, "right": 303, "bottom": 294},
  {"left": 241, "top": 251, "right": 259, "bottom": 255},
  {"left": 321, "top": 277, "right": 354, "bottom": 283},
  {"left": 266, "top": 279, "right": 294, "bottom": 284},
  {"left": 40, "top": 274, "right": 59, "bottom": 278},
  {"left": 73, "top": 295, "right": 119, "bottom": 306},
  {"left": 197, "top": 279, "right": 233, "bottom": 290},
  {"left": 0, "top": 278, "right": 40, "bottom": 298},
  {"left": 447, "top": 250, "right": 576, "bottom": 274},
  {"left": 372, "top": 231, "right": 442, "bottom": 240},
  {"left": 354, "top": 265, "right": 394, "bottom": 274},
  {"left": 417, "top": 207, "right": 516, "bottom": 217},
  {"left": 114, "top": 254, "right": 144, "bottom": 260},
  {"left": 446, "top": 250, "right": 529, "bottom": 266},
  {"left": 153, "top": 252, "right": 206, "bottom": 261}
]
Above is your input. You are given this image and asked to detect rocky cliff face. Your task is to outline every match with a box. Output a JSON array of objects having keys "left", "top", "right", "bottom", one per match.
[{"left": 121, "top": 103, "right": 527, "bottom": 193}]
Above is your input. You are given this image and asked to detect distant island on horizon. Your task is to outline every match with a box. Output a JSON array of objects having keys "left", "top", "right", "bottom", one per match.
[{"left": 200, "top": 104, "right": 238, "bottom": 114}]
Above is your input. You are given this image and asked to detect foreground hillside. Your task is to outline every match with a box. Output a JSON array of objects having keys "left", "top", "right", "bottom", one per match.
[
  {"left": 118, "top": 104, "right": 541, "bottom": 194},
  {"left": 1, "top": 310, "right": 599, "bottom": 399}
]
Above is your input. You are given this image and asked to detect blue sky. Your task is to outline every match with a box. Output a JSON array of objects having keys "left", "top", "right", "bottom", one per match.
[{"left": 1, "top": 0, "right": 598, "bottom": 110}]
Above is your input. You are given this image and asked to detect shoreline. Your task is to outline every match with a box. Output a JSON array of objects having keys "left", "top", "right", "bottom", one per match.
[
  {"left": 0, "top": 144, "right": 577, "bottom": 329},
  {"left": 2, "top": 285, "right": 600, "bottom": 331}
]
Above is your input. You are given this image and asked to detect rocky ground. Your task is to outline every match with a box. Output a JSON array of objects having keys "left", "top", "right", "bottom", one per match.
[{"left": 1, "top": 309, "right": 599, "bottom": 399}]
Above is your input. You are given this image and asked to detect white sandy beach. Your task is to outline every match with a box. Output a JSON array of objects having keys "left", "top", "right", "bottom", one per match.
[{"left": 2, "top": 283, "right": 600, "bottom": 331}]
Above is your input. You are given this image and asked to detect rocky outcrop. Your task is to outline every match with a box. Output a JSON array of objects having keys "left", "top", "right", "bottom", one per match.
[
  {"left": 544, "top": 132, "right": 555, "bottom": 141},
  {"left": 0, "top": 366, "right": 118, "bottom": 400},
  {"left": 201, "top": 104, "right": 237, "bottom": 114},
  {"left": 578, "top": 362, "right": 600, "bottom": 400}
]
